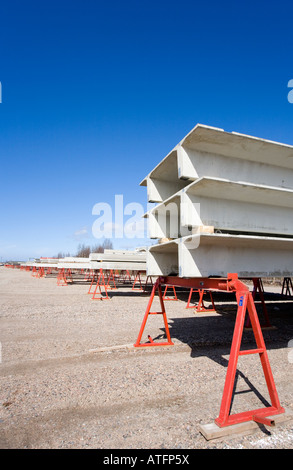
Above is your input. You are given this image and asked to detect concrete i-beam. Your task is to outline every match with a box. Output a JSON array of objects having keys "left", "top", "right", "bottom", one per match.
[
  {"left": 89, "top": 261, "right": 146, "bottom": 271},
  {"left": 146, "top": 177, "right": 293, "bottom": 238},
  {"left": 89, "top": 252, "right": 146, "bottom": 263},
  {"left": 147, "top": 233, "right": 293, "bottom": 278},
  {"left": 141, "top": 124, "right": 293, "bottom": 202}
]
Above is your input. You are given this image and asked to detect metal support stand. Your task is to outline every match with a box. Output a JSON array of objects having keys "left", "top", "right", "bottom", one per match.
[
  {"left": 134, "top": 273, "right": 285, "bottom": 427},
  {"left": 89, "top": 269, "right": 109, "bottom": 300},
  {"left": 132, "top": 271, "right": 143, "bottom": 291},
  {"left": 134, "top": 278, "right": 174, "bottom": 347},
  {"left": 31, "top": 266, "right": 38, "bottom": 278},
  {"left": 36, "top": 267, "right": 45, "bottom": 278},
  {"left": 281, "top": 277, "right": 293, "bottom": 297},
  {"left": 186, "top": 288, "right": 216, "bottom": 312},
  {"left": 244, "top": 278, "right": 272, "bottom": 328},
  {"left": 215, "top": 288, "right": 284, "bottom": 427},
  {"left": 57, "top": 268, "right": 72, "bottom": 286},
  {"left": 143, "top": 275, "right": 156, "bottom": 292},
  {"left": 105, "top": 269, "right": 117, "bottom": 290},
  {"left": 163, "top": 285, "right": 178, "bottom": 301}
]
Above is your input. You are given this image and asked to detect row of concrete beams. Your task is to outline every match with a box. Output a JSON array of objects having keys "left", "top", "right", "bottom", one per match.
[
  {"left": 88, "top": 250, "right": 147, "bottom": 271},
  {"left": 145, "top": 176, "right": 293, "bottom": 238},
  {"left": 141, "top": 124, "right": 293, "bottom": 278},
  {"left": 147, "top": 233, "right": 293, "bottom": 278},
  {"left": 89, "top": 251, "right": 146, "bottom": 263},
  {"left": 141, "top": 123, "right": 293, "bottom": 203}
]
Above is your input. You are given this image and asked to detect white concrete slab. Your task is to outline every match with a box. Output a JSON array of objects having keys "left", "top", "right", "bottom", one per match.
[
  {"left": 57, "top": 262, "right": 91, "bottom": 270},
  {"left": 89, "top": 252, "right": 146, "bottom": 262}
]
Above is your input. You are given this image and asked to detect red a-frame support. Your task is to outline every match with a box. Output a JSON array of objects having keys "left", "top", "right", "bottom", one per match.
[
  {"left": 281, "top": 277, "right": 293, "bottom": 297},
  {"left": 57, "top": 268, "right": 73, "bottom": 286},
  {"left": 87, "top": 269, "right": 109, "bottom": 300},
  {"left": 186, "top": 288, "right": 216, "bottom": 312},
  {"left": 134, "top": 273, "right": 285, "bottom": 427}
]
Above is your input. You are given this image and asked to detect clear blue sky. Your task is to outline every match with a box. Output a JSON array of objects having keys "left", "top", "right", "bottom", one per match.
[{"left": 1, "top": 0, "right": 293, "bottom": 260}]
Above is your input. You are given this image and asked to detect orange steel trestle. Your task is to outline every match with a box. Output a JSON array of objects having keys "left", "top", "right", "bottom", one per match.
[
  {"left": 132, "top": 271, "right": 143, "bottom": 291},
  {"left": 134, "top": 273, "right": 285, "bottom": 427},
  {"left": 87, "top": 269, "right": 109, "bottom": 300},
  {"left": 163, "top": 285, "right": 178, "bottom": 301},
  {"left": 134, "top": 278, "right": 174, "bottom": 347},
  {"left": 281, "top": 277, "right": 293, "bottom": 297}
]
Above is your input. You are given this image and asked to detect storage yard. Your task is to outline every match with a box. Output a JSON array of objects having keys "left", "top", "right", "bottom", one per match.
[
  {"left": 0, "top": 265, "right": 293, "bottom": 449},
  {"left": 1, "top": 124, "right": 293, "bottom": 449}
]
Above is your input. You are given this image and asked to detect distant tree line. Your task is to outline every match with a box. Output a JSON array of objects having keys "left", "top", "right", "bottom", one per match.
[{"left": 55, "top": 239, "right": 113, "bottom": 259}]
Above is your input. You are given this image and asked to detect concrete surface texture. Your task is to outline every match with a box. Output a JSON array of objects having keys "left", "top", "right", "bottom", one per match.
[{"left": 21, "top": 251, "right": 147, "bottom": 273}]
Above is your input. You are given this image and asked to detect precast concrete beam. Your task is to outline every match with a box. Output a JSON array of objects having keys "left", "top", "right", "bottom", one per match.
[
  {"left": 62, "top": 257, "right": 90, "bottom": 263},
  {"left": 182, "top": 177, "right": 293, "bottom": 236},
  {"left": 145, "top": 177, "right": 293, "bottom": 238},
  {"left": 90, "top": 261, "right": 146, "bottom": 271},
  {"left": 147, "top": 233, "right": 293, "bottom": 278},
  {"left": 38, "top": 258, "right": 59, "bottom": 263},
  {"left": 181, "top": 124, "right": 293, "bottom": 168},
  {"left": 145, "top": 192, "right": 192, "bottom": 239},
  {"left": 57, "top": 262, "right": 91, "bottom": 270},
  {"left": 29, "top": 262, "right": 59, "bottom": 268},
  {"left": 104, "top": 248, "right": 147, "bottom": 254},
  {"left": 147, "top": 240, "right": 179, "bottom": 277},
  {"left": 141, "top": 124, "right": 293, "bottom": 203},
  {"left": 140, "top": 149, "right": 192, "bottom": 203}
]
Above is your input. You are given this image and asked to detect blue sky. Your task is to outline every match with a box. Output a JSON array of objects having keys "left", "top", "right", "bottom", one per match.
[{"left": 0, "top": 0, "right": 293, "bottom": 260}]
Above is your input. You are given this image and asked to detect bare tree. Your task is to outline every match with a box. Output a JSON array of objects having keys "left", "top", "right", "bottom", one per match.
[
  {"left": 92, "top": 239, "right": 113, "bottom": 253},
  {"left": 76, "top": 244, "right": 91, "bottom": 258},
  {"left": 76, "top": 240, "right": 113, "bottom": 257},
  {"left": 55, "top": 240, "right": 114, "bottom": 259}
]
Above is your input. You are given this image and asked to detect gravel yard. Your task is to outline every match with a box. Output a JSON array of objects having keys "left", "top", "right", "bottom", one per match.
[{"left": 0, "top": 266, "right": 293, "bottom": 449}]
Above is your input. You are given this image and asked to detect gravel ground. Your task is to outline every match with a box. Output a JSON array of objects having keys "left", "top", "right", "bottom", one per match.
[{"left": 0, "top": 266, "right": 293, "bottom": 449}]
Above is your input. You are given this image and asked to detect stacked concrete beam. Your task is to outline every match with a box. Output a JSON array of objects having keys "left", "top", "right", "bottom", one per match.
[
  {"left": 21, "top": 258, "right": 60, "bottom": 269},
  {"left": 141, "top": 124, "right": 293, "bottom": 202},
  {"left": 20, "top": 251, "right": 147, "bottom": 274},
  {"left": 142, "top": 124, "right": 293, "bottom": 277},
  {"left": 146, "top": 178, "right": 293, "bottom": 239}
]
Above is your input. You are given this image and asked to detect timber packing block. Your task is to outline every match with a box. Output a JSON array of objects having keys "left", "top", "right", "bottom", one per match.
[{"left": 199, "top": 409, "right": 293, "bottom": 441}]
